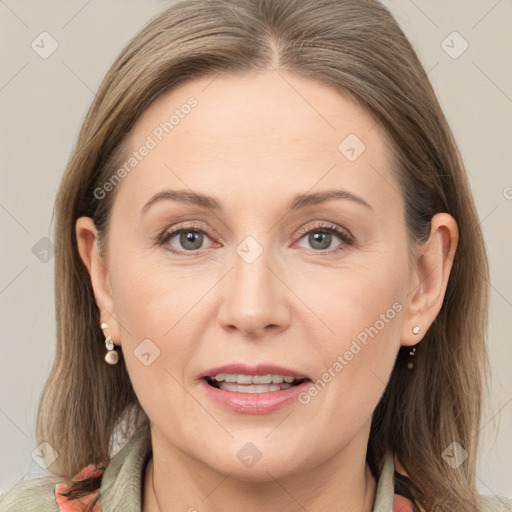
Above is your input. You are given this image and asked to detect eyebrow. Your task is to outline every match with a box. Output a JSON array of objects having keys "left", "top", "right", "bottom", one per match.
[{"left": 141, "top": 189, "right": 373, "bottom": 215}]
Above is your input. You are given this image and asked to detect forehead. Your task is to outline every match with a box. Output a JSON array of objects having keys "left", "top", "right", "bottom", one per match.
[{"left": 113, "top": 70, "right": 402, "bottom": 217}]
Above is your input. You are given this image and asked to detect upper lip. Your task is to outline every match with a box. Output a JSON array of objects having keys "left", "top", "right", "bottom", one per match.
[{"left": 199, "top": 363, "right": 311, "bottom": 380}]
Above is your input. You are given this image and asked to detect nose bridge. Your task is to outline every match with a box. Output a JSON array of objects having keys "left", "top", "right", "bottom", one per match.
[
  {"left": 232, "top": 233, "right": 276, "bottom": 304},
  {"left": 217, "top": 232, "right": 290, "bottom": 336}
]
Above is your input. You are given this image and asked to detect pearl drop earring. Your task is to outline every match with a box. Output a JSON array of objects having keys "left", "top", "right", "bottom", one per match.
[{"left": 101, "top": 322, "right": 119, "bottom": 365}]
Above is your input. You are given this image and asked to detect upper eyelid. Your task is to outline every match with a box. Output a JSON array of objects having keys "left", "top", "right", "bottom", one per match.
[
  {"left": 161, "top": 221, "right": 215, "bottom": 237},
  {"left": 296, "top": 222, "right": 350, "bottom": 236},
  {"left": 162, "top": 221, "right": 347, "bottom": 237},
  {"left": 158, "top": 222, "right": 214, "bottom": 245}
]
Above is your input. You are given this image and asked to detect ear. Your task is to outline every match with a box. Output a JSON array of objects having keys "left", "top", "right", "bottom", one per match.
[
  {"left": 75, "top": 216, "right": 121, "bottom": 346},
  {"left": 400, "top": 212, "right": 459, "bottom": 347}
]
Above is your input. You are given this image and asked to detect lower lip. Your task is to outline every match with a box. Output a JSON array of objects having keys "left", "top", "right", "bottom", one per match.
[{"left": 200, "top": 379, "right": 311, "bottom": 415}]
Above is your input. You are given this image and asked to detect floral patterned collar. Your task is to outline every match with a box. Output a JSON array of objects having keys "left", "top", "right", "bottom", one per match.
[{"left": 55, "top": 464, "right": 103, "bottom": 511}]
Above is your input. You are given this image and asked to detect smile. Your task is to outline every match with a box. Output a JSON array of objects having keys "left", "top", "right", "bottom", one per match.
[{"left": 205, "top": 373, "right": 306, "bottom": 393}]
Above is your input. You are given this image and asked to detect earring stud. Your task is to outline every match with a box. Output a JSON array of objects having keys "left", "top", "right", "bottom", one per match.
[{"left": 412, "top": 326, "right": 420, "bottom": 335}]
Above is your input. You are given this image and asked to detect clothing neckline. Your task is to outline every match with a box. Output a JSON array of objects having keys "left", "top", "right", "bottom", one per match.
[{"left": 55, "top": 423, "right": 412, "bottom": 511}]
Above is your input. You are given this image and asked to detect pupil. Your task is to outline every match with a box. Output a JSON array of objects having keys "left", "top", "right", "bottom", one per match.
[
  {"left": 310, "top": 232, "right": 331, "bottom": 250},
  {"left": 181, "top": 231, "right": 203, "bottom": 250}
]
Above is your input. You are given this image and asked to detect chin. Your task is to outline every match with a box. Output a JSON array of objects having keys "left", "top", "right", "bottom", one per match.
[{"left": 194, "top": 440, "right": 315, "bottom": 482}]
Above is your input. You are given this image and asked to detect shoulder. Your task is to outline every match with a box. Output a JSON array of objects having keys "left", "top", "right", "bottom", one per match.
[
  {"left": 0, "top": 424, "right": 151, "bottom": 512},
  {"left": 0, "top": 475, "right": 61, "bottom": 511},
  {"left": 481, "top": 494, "right": 512, "bottom": 511},
  {"left": 0, "top": 463, "right": 105, "bottom": 512}
]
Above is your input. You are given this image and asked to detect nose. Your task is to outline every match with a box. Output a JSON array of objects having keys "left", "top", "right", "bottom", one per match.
[{"left": 216, "top": 242, "right": 291, "bottom": 340}]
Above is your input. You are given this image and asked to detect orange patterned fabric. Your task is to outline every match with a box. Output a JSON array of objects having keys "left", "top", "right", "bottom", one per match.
[
  {"left": 54, "top": 459, "right": 415, "bottom": 511},
  {"left": 54, "top": 464, "right": 103, "bottom": 512}
]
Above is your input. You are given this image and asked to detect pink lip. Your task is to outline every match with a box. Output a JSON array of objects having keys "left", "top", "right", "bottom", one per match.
[
  {"left": 198, "top": 363, "right": 310, "bottom": 380},
  {"left": 198, "top": 363, "right": 312, "bottom": 415},
  {"left": 199, "top": 378, "right": 312, "bottom": 415}
]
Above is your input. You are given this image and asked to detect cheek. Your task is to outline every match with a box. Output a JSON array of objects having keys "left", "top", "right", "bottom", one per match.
[
  {"left": 301, "top": 257, "right": 406, "bottom": 428},
  {"left": 109, "top": 246, "right": 206, "bottom": 336},
  {"left": 305, "top": 248, "right": 407, "bottom": 345},
  {"left": 108, "top": 255, "right": 211, "bottom": 434},
  {"left": 107, "top": 251, "right": 207, "bottom": 388},
  {"left": 312, "top": 276, "right": 404, "bottom": 391}
]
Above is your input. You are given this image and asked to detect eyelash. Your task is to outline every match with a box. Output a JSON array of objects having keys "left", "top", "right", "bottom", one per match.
[{"left": 157, "top": 221, "right": 354, "bottom": 256}]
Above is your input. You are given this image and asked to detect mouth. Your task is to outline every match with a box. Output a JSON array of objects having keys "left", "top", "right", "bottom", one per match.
[{"left": 204, "top": 373, "right": 309, "bottom": 393}]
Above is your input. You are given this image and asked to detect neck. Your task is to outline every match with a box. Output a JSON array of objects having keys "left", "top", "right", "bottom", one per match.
[{"left": 143, "top": 434, "right": 377, "bottom": 512}]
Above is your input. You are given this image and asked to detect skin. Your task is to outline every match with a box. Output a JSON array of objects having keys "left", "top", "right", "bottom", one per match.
[{"left": 76, "top": 70, "right": 458, "bottom": 512}]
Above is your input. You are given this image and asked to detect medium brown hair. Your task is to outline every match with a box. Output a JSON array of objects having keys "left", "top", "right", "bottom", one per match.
[{"left": 36, "top": 1, "right": 490, "bottom": 510}]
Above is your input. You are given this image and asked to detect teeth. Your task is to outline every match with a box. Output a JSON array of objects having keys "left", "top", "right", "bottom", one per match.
[
  {"left": 208, "top": 373, "right": 304, "bottom": 393},
  {"left": 218, "top": 382, "right": 294, "bottom": 393},
  {"left": 252, "top": 375, "right": 272, "bottom": 384},
  {"left": 211, "top": 373, "right": 299, "bottom": 385}
]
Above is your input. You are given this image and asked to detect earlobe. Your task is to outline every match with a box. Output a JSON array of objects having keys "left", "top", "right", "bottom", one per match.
[
  {"left": 401, "top": 213, "right": 459, "bottom": 347},
  {"left": 75, "top": 217, "right": 121, "bottom": 345}
]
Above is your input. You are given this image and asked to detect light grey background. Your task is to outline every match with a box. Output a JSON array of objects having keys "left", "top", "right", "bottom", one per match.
[{"left": 1, "top": 0, "right": 511, "bottom": 499}]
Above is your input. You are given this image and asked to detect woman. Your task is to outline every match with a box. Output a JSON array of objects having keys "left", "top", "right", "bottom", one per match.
[{"left": 1, "top": 0, "right": 510, "bottom": 511}]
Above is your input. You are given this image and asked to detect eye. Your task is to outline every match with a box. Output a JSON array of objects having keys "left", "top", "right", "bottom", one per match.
[
  {"left": 157, "top": 223, "right": 216, "bottom": 255},
  {"left": 294, "top": 222, "right": 353, "bottom": 254},
  {"left": 157, "top": 221, "right": 353, "bottom": 256}
]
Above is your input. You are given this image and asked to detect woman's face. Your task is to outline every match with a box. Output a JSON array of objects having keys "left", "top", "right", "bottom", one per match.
[{"left": 84, "top": 70, "right": 425, "bottom": 479}]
